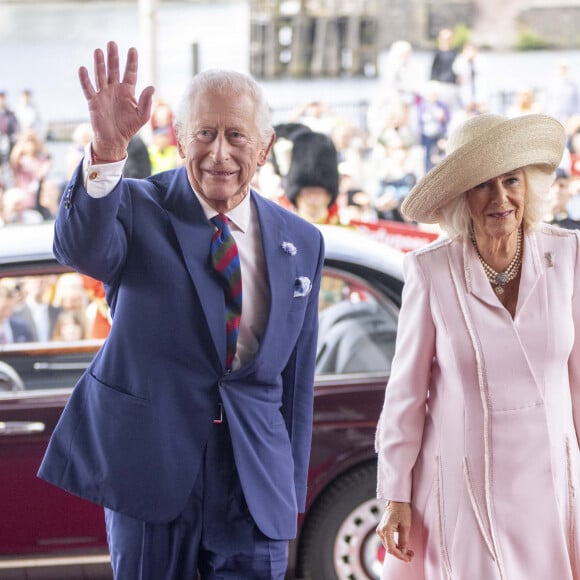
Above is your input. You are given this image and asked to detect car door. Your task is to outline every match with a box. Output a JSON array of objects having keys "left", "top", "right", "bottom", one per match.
[{"left": 0, "top": 265, "right": 109, "bottom": 568}]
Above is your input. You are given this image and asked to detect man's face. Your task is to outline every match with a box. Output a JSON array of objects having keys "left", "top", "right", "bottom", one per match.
[{"left": 178, "top": 88, "right": 273, "bottom": 213}]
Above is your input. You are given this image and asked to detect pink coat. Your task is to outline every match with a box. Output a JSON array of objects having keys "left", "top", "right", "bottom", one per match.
[{"left": 376, "top": 224, "right": 580, "bottom": 579}]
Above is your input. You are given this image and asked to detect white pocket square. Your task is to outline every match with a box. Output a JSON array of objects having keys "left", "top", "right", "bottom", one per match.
[{"left": 293, "top": 276, "right": 312, "bottom": 297}]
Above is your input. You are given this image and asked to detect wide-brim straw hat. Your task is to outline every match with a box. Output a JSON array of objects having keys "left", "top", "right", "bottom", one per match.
[{"left": 401, "top": 113, "right": 566, "bottom": 224}]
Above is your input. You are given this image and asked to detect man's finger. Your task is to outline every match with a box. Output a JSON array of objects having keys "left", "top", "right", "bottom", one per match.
[
  {"left": 136, "top": 86, "right": 156, "bottom": 121},
  {"left": 93, "top": 48, "right": 107, "bottom": 92},
  {"left": 79, "top": 67, "right": 96, "bottom": 101},
  {"left": 122, "top": 47, "right": 139, "bottom": 87},
  {"left": 106, "top": 41, "right": 120, "bottom": 85}
]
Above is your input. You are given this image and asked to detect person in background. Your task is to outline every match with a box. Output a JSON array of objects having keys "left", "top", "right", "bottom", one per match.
[
  {"left": 0, "top": 282, "right": 35, "bottom": 343},
  {"left": 38, "top": 41, "right": 324, "bottom": 580},
  {"left": 51, "top": 310, "right": 86, "bottom": 341},
  {"left": 147, "top": 125, "right": 180, "bottom": 174},
  {"left": 15, "top": 89, "right": 45, "bottom": 138},
  {"left": 150, "top": 98, "right": 178, "bottom": 146},
  {"left": 429, "top": 28, "right": 458, "bottom": 113},
  {"left": 11, "top": 275, "right": 60, "bottom": 342},
  {"left": 254, "top": 122, "right": 311, "bottom": 207},
  {"left": 338, "top": 187, "right": 377, "bottom": 225},
  {"left": 123, "top": 134, "right": 152, "bottom": 178},
  {"left": 9, "top": 128, "right": 52, "bottom": 208},
  {"left": 546, "top": 166, "right": 580, "bottom": 229},
  {"left": 36, "top": 178, "right": 63, "bottom": 220},
  {"left": 65, "top": 122, "right": 93, "bottom": 180},
  {"left": 545, "top": 59, "right": 580, "bottom": 127},
  {"left": 2, "top": 186, "right": 44, "bottom": 224},
  {"left": 81, "top": 274, "right": 111, "bottom": 339},
  {"left": 375, "top": 112, "right": 580, "bottom": 579},
  {"left": 289, "top": 100, "right": 337, "bottom": 136},
  {"left": 452, "top": 41, "right": 489, "bottom": 113},
  {"left": 283, "top": 130, "right": 340, "bottom": 224},
  {"left": 507, "top": 86, "right": 543, "bottom": 117},
  {"left": 383, "top": 40, "right": 417, "bottom": 116},
  {"left": 0, "top": 91, "right": 20, "bottom": 185},
  {"left": 417, "top": 81, "right": 450, "bottom": 172},
  {"left": 50, "top": 272, "right": 89, "bottom": 336}
]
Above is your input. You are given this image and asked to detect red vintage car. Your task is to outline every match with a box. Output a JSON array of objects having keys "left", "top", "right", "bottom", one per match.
[{"left": 0, "top": 221, "right": 404, "bottom": 580}]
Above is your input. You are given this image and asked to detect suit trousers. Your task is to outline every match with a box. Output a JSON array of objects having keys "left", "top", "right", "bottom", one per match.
[{"left": 104, "top": 416, "right": 289, "bottom": 580}]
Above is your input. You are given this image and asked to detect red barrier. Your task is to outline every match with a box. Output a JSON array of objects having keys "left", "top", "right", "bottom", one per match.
[{"left": 349, "top": 219, "right": 439, "bottom": 253}]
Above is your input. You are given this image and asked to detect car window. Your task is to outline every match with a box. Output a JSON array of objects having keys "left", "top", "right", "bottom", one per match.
[
  {"left": 316, "top": 267, "right": 398, "bottom": 376},
  {"left": 0, "top": 272, "right": 106, "bottom": 395},
  {"left": 0, "top": 265, "right": 398, "bottom": 393}
]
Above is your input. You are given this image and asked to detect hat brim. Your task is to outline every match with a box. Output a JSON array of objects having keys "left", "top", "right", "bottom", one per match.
[{"left": 401, "top": 114, "right": 566, "bottom": 224}]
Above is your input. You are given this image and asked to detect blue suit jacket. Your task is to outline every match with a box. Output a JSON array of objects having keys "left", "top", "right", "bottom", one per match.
[{"left": 37, "top": 166, "right": 324, "bottom": 540}]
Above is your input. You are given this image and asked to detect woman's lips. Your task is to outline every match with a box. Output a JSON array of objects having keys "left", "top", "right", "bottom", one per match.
[{"left": 488, "top": 210, "right": 512, "bottom": 219}]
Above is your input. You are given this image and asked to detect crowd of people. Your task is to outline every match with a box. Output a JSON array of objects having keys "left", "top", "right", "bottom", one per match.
[
  {"left": 1, "top": 33, "right": 580, "bottom": 232},
  {"left": 0, "top": 271, "right": 111, "bottom": 346}
]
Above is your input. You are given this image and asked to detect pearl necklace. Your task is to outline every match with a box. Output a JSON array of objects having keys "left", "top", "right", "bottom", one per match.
[{"left": 471, "top": 228, "right": 523, "bottom": 295}]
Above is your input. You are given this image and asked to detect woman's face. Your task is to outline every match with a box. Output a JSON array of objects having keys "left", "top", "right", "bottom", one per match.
[{"left": 466, "top": 169, "right": 526, "bottom": 240}]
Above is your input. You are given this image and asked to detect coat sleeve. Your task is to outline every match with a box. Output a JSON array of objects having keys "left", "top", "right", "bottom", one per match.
[
  {"left": 569, "top": 231, "right": 580, "bottom": 447},
  {"left": 375, "top": 250, "right": 435, "bottom": 502},
  {"left": 53, "top": 164, "right": 131, "bottom": 285}
]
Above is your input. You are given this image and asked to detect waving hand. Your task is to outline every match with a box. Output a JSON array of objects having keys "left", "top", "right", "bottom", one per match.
[{"left": 78, "top": 41, "right": 155, "bottom": 163}]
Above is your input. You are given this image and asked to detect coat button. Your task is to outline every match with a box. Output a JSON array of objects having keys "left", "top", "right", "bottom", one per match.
[{"left": 88, "top": 171, "right": 98, "bottom": 180}]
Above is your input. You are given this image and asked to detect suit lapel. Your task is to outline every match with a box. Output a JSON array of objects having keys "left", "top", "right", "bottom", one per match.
[
  {"left": 461, "top": 238, "right": 499, "bottom": 308},
  {"left": 164, "top": 169, "right": 226, "bottom": 362},
  {"left": 252, "top": 192, "right": 296, "bottom": 352},
  {"left": 516, "top": 230, "right": 543, "bottom": 314}
]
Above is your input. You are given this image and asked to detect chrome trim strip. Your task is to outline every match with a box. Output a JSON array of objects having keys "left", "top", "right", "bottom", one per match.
[{"left": 0, "top": 553, "right": 110, "bottom": 569}]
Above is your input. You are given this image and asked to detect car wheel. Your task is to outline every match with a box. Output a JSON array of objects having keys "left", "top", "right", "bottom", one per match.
[{"left": 299, "top": 462, "right": 385, "bottom": 580}]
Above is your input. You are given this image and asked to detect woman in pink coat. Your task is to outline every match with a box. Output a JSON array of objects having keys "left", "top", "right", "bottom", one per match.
[{"left": 375, "top": 112, "right": 580, "bottom": 579}]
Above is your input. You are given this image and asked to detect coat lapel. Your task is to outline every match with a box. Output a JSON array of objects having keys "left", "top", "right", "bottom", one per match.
[
  {"left": 460, "top": 231, "right": 543, "bottom": 314},
  {"left": 461, "top": 238, "right": 499, "bottom": 308},
  {"left": 252, "top": 192, "right": 296, "bottom": 353},
  {"left": 516, "top": 230, "right": 543, "bottom": 315},
  {"left": 163, "top": 169, "right": 226, "bottom": 362}
]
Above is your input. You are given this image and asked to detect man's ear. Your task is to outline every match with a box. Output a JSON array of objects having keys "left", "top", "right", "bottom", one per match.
[
  {"left": 257, "top": 132, "right": 276, "bottom": 167},
  {"left": 177, "top": 142, "right": 186, "bottom": 159}
]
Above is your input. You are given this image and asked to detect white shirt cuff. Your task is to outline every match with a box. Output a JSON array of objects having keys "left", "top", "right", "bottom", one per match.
[{"left": 82, "top": 142, "right": 127, "bottom": 198}]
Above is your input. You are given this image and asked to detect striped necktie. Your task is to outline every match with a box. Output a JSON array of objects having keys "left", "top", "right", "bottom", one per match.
[{"left": 210, "top": 214, "right": 242, "bottom": 370}]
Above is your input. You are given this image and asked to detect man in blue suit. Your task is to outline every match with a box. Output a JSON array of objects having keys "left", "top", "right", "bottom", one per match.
[{"left": 38, "top": 41, "right": 324, "bottom": 579}]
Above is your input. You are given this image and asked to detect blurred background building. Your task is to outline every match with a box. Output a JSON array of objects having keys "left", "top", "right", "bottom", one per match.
[{"left": 248, "top": 0, "right": 579, "bottom": 78}]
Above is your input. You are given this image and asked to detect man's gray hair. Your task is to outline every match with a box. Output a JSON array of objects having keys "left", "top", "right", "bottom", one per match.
[{"left": 173, "top": 69, "right": 274, "bottom": 148}]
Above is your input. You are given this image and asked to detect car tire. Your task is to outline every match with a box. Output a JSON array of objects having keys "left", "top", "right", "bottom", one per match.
[{"left": 298, "top": 462, "right": 385, "bottom": 580}]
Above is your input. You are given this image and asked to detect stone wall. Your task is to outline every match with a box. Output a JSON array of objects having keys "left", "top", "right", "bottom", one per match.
[
  {"left": 378, "top": 0, "right": 580, "bottom": 50},
  {"left": 519, "top": 6, "right": 580, "bottom": 48}
]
